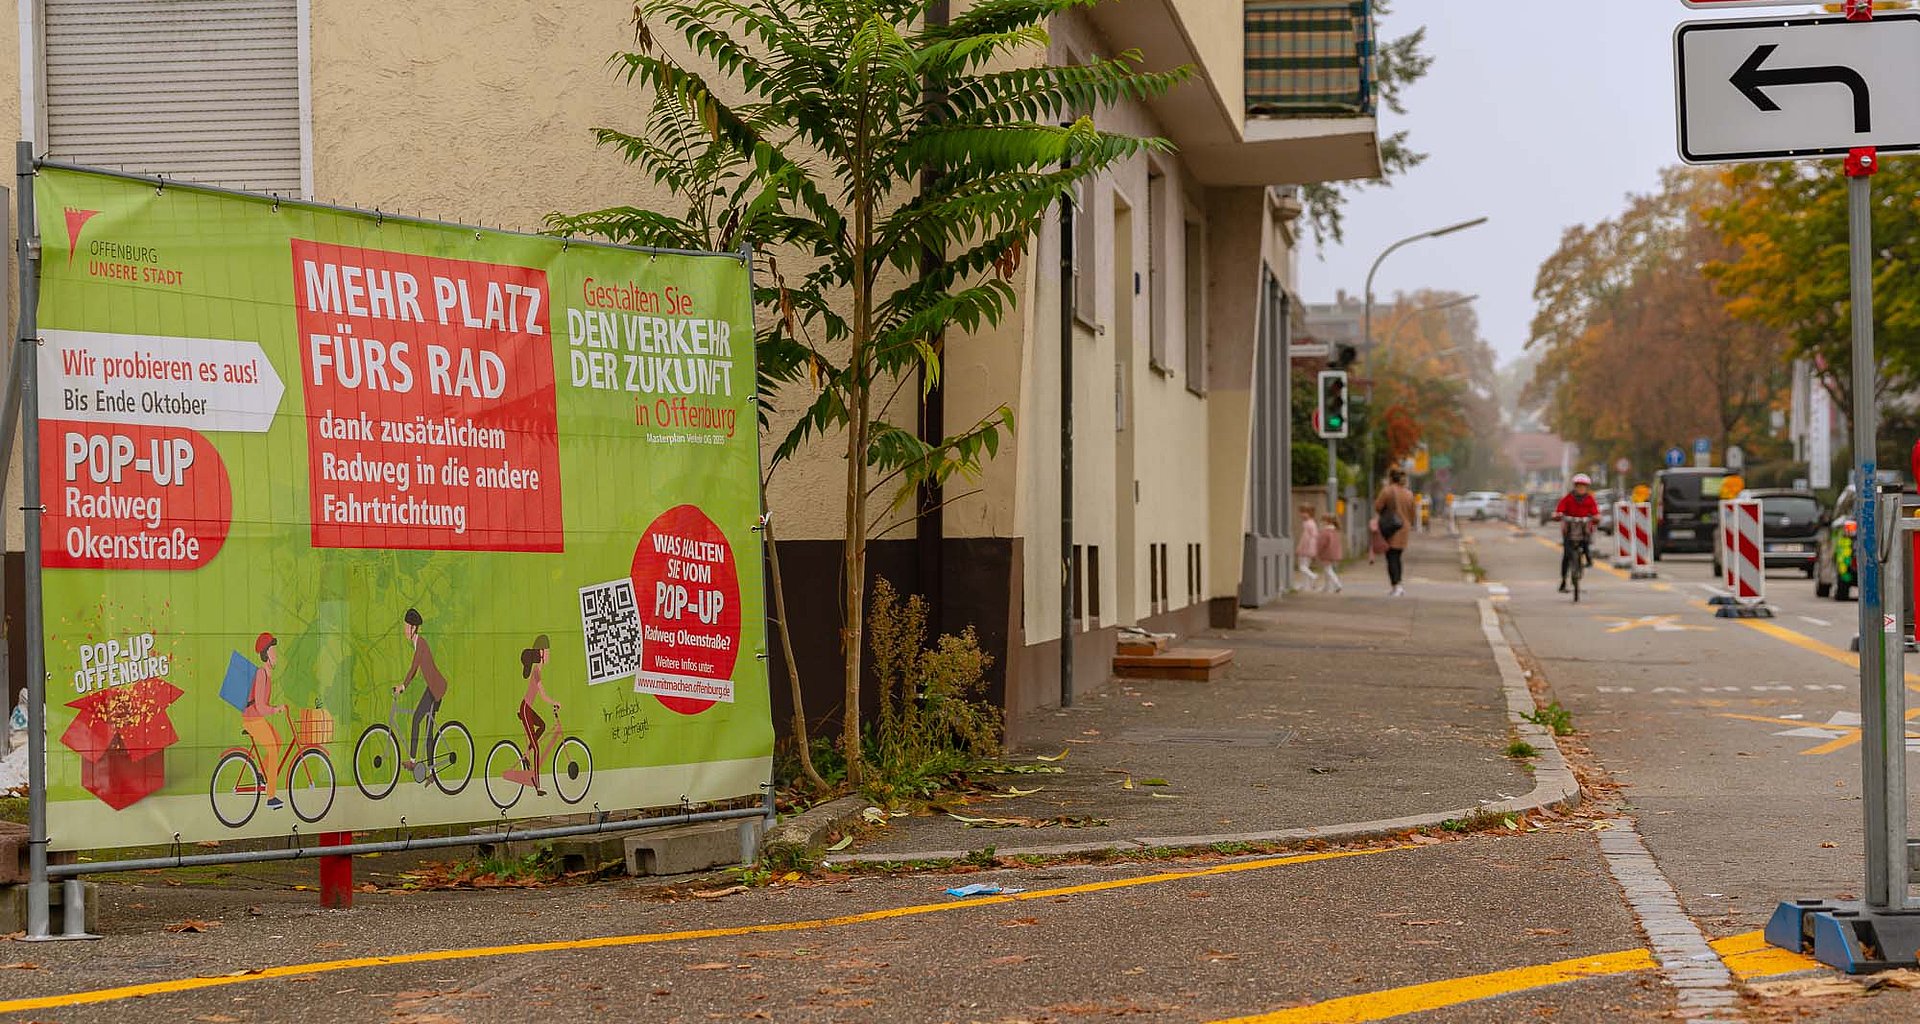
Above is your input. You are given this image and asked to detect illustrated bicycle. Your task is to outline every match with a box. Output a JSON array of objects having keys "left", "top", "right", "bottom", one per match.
[
  {"left": 210, "top": 708, "right": 337, "bottom": 828},
  {"left": 353, "top": 690, "right": 474, "bottom": 800},
  {"left": 484, "top": 710, "right": 593, "bottom": 809}
]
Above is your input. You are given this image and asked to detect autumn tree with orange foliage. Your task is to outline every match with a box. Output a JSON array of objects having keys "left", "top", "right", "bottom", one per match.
[
  {"left": 1704, "top": 160, "right": 1920, "bottom": 432},
  {"left": 1526, "top": 168, "right": 1789, "bottom": 471}
]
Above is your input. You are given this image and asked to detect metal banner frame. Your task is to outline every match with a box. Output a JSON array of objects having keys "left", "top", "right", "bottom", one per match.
[{"left": 7, "top": 148, "right": 779, "bottom": 939}]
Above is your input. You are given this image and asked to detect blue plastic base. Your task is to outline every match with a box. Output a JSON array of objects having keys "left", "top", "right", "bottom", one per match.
[
  {"left": 1715, "top": 604, "right": 1774, "bottom": 619},
  {"left": 1767, "top": 899, "right": 1920, "bottom": 973}
]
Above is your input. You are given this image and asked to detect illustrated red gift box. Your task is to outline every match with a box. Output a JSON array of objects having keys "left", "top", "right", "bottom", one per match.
[{"left": 60, "top": 678, "right": 184, "bottom": 810}]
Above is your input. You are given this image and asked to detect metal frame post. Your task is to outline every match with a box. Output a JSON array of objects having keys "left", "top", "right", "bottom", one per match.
[
  {"left": 15, "top": 141, "right": 52, "bottom": 941},
  {"left": 1766, "top": 140, "right": 1920, "bottom": 972},
  {"left": 1844, "top": 150, "right": 1897, "bottom": 913}
]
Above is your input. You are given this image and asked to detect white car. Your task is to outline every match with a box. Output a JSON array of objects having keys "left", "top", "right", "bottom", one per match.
[{"left": 1452, "top": 491, "right": 1507, "bottom": 521}]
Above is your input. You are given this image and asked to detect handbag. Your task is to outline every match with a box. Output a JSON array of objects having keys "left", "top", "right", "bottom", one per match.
[{"left": 1378, "top": 499, "right": 1404, "bottom": 541}]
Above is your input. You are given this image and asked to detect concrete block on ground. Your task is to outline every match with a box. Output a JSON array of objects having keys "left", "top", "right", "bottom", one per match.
[
  {"left": 0, "top": 880, "right": 98, "bottom": 934},
  {"left": 625, "top": 819, "right": 762, "bottom": 877},
  {"left": 0, "top": 821, "right": 25, "bottom": 885},
  {"left": 1112, "top": 647, "right": 1233, "bottom": 681}
]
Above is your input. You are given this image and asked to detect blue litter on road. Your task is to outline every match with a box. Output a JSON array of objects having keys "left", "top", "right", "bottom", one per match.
[{"left": 946, "top": 883, "right": 1026, "bottom": 898}]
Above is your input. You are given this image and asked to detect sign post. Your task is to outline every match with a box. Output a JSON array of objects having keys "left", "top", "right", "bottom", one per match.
[{"left": 1682, "top": 3, "right": 1920, "bottom": 971}]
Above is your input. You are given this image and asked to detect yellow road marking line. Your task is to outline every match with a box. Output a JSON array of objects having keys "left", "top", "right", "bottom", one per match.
[
  {"left": 1715, "top": 929, "right": 1825, "bottom": 980},
  {"left": 1531, "top": 534, "right": 1633, "bottom": 581},
  {"left": 0, "top": 846, "right": 1396, "bottom": 1015},
  {"left": 1209, "top": 930, "right": 1821, "bottom": 1024},
  {"left": 1718, "top": 708, "right": 1920, "bottom": 756},
  {"left": 1210, "top": 949, "right": 1658, "bottom": 1024},
  {"left": 1712, "top": 606, "right": 1920, "bottom": 687}
]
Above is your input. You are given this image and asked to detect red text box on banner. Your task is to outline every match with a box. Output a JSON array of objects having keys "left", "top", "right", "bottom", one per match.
[
  {"left": 291, "top": 240, "right": 562, "bottom": 552},
  {"left": 42, "top": 421, "right": 230, "bottom": 570},
  {"left": 632, "top": 504, "right": 742, "bottom": 713}
]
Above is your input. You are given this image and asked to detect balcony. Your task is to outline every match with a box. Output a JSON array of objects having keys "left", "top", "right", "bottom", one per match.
[
  {"left": 1246, "top": 0, "right": 1374, "bottom": 116},
  {"left": 1085, "top": 0, "right": 1384, "bottom": 188}
]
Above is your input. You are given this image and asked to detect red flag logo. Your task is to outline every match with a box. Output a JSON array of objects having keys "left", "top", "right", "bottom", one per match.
[{"left": 63, "top": 207, "right": 99, "bottom": 266}]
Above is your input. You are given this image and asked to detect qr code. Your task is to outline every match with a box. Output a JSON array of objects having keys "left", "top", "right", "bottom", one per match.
[{"left": 579, "top": 579, "right": 642, "bottom": 686}]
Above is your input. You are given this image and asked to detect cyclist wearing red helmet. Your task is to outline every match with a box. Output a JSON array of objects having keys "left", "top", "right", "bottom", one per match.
[{"left": 1555, "top": 474, "right": 1601, "bottom": 593}]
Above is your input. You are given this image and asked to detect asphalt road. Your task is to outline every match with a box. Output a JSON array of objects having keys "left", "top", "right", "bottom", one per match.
[{"left": 8, "top": 521, "right": 1918, "bottom": 1023}]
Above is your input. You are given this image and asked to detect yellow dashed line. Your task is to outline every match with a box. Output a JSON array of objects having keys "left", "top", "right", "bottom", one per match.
[
  {"left": 1208, "top": 930, "right": 1820, "bottom": 1023},
  {"left": 0, "top": 846, "right": 1397, "bottom": 1015}
]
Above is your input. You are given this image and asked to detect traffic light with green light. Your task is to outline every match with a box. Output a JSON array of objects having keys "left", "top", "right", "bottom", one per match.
[{"left": 1318, "top": 369, "right": 1348, "bottom": 440}]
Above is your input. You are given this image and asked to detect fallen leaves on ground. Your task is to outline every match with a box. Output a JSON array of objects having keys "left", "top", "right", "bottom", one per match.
[
  {"left": 1748, "top": 976, "right": 1865, "bottom": 999},
  {"left": 1035, "top": 749, "right": 1070, "bottom": 762},
  {"left": 686, "top": 962, "right": 748, "bottom": 971},
  {"left": 191, "top": 1015, "right": 242, "bottom": 1023},
  {"left": 1524, "top": 928, "right": 1568, "bottom": 936},
  {"left": 0, "top": 961, "right": 42, "bottom": 970},
  {"left": 692, "top": 885, "right": 748, "bottom": 900},
  {"left": 826, "top": 835, "right": 854, "bottom": 852},
  {"left": 163, "top": 919, "right": 220, "bottom": 933},
  {"left": 1001, "top": 917, "right": 1039, "bottom": 927},
  {"left": 987, "top": 954, "right": 1037, "bottom": 966}
]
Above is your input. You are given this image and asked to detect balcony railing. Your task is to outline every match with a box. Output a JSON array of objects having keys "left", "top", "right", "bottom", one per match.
[{"left": 1245, "top": 0, "right": 1375, "bottom": 117}]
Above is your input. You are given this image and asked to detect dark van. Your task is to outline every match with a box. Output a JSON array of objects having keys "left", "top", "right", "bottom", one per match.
[{"left": 1651, "top": 467, "right": 1727, "bottom": 558}]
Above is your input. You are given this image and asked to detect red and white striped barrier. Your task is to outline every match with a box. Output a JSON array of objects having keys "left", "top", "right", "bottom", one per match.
[
  {"left": 1630, "top": 501, "right": 1657, "bottom": 579},
  {"left": 1613, "top": 501, "right": 1632, "bottom": 567},
  {"left": 1709, "top": 499, "right": 1739, "bottom": 604},
  {"left": 1718, "top": 497, "right": 1773, "bottom": 617}
]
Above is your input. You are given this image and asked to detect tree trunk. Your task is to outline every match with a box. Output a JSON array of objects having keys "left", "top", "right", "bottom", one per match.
[
  {"left": 765, "top": 515, "right": 826, "bottom": 792},
  {"left": 841, "top": 193, "right": 874, "bottom": 787}
]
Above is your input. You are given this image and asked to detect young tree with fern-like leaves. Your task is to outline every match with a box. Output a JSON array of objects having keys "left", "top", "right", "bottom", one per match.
[{"left": 555, "top": 0, "right": 1186, "bottom": 783}]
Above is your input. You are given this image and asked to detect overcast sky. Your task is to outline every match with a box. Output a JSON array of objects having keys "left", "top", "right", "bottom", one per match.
[{"left": 1295, "top": 0, "right": 1823, "bottom": 368}]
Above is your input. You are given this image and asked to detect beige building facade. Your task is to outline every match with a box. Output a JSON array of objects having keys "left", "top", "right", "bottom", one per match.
[{"left": 3, "top": 0, "right": 1382, "bottom": 735}]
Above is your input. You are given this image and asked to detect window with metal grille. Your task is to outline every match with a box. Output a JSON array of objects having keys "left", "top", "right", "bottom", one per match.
[{"left": 43, "top": 0, "right": 306, "bottom": 195}]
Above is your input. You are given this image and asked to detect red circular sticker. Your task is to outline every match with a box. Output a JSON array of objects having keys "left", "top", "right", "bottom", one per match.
[{"left": 631, "top": 504, "right": 741, "bottom": 715}]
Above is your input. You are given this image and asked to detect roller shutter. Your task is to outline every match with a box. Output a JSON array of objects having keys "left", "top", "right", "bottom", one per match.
[{"left": 44, "top": 0, "right": 303, "bottom": 194}]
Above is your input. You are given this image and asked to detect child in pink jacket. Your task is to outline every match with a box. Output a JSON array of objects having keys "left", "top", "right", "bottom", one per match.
[
  {"left": 1295, "top": 506, "right": 1321, "bottom": 584},
  {"left": 1315, "top": 514, "right": 1345, "bottom": 593}
]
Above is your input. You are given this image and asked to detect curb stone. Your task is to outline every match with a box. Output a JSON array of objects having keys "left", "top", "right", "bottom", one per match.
[
  {"left": 764, "top": 794, "right": 870, "bottom": 862},
  {"left": 823, "top": 542, "right": 1583, "bottom": 867}
]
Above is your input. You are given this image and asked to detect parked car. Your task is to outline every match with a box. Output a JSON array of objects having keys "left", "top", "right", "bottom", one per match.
[
  {"left": 1594, "top": 488, "right": 1620, "bottom": 534},
  {"left": 1651, "top": 467, "right": 1727, "bottom": 558},
  {"left": 1531, "top": 489, "right": 1561, "bottom": 525},
  {"left": 1716, "top": 488, "right": 1821, "bottom": 578},
  {"left": 1812, "top": 474, "right": 1916, "bottom": 600},
  {"left": 1453, "top": 491, "right": 1507, "bottom": 521}
]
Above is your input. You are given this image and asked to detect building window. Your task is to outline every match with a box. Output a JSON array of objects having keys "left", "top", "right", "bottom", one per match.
[
  {"left": 1184, "top": 219, "right": 1206, "bottom": 395},
  {"left": 1073, "top": 180, "right": 1098, "bottom": 327},
  {"left": 1147, "top": 168, "right": 1171, "bottom": 374},
  {"left": 1071, "top": 544, "right": 1084, "bottom": 627},
  {"left": 1088, "top": 546, "right": 1101, "bottom": 624},
  {"left": 43, "top": 0, "right": 308, "bottom": 195}
]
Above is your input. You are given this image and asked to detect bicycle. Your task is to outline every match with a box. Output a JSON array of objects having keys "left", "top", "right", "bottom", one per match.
[
  {"left": 353, "top": 690, "right": 474, "bottom": 800},
  {"left": 484, "top": 710, "right": 593, "bottom": 810},
  {"left": 210, "top": 708, "right": 337, "bottom": 828},
  {"left": 1564, "top": 516, "right": 1597, "bottom": 603}
]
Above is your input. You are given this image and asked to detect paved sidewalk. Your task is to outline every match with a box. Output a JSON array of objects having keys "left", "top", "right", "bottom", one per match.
[{"left": 835, "top": 536, "right": 1550, "bottom": 862}]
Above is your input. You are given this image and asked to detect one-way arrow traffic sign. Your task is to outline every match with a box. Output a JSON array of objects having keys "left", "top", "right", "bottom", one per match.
[
  {"left": 1676, "top": 14, "right": 1920, "bottom": 164},
  {"left": 1731, "top": 44, "right": 1870, "bottom": 133}
]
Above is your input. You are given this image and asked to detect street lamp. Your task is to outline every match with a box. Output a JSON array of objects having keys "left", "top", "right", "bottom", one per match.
[
  {"left": 1380, "top": 293, "right": 1479, "bottom": 351},
  {"left": 1346, "top": 216, "right": 1487, "bottom": 529}
]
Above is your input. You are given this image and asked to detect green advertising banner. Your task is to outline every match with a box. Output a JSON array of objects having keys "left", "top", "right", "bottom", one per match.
[{"left": 31, "top": 166, "right": 771, "bottom": 850}]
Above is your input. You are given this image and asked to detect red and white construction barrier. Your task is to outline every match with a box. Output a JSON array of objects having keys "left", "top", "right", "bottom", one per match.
[
  {"left": 1630, "top": 501, "right": 1657, "bottom": 579},
  {"left": 1718, "top": 497, "right": 1773, "bottom": 618},
  {"left": 1710, "top": 499, "right": 1739, "bottom": 605},
  {"left": 1613, "top": 500, "right": 1632, "bottom": 568}
]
